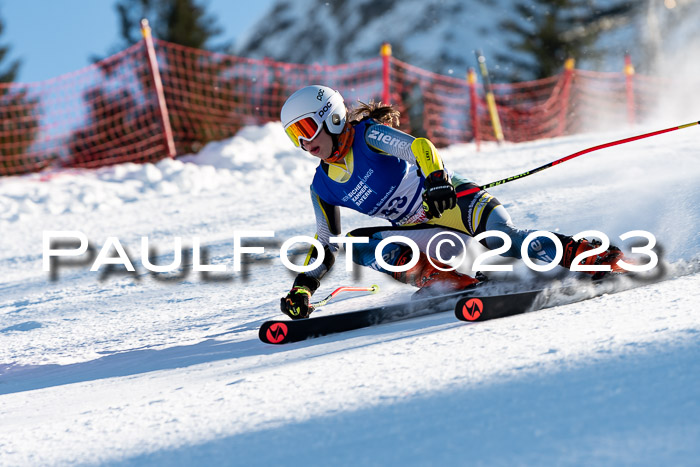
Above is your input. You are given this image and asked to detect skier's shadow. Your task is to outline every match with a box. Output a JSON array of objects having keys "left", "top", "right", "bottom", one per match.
[{"left": 0, "top": 308, "right": 461, "bottom": 397}]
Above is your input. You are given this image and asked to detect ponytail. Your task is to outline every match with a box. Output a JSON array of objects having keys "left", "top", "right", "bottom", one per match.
[{"left": 348, "top": 100, "right": 400, "bottom": 128}]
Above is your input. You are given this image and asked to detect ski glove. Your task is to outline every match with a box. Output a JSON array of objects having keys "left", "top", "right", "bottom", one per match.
[
  {"left": 422, "top": 170, "right": 457, "bottom": 218},
  {"left": 280, "top": 286, "right": 313, "bottom": 319}
]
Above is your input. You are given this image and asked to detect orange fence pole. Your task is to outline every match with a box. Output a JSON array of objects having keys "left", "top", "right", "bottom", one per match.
[
  {"left": 381, "top": 43, "right": 392, "bottom": 104},
  {"left": 141, "top": 19, "right": 176, "bottom": 159},
  {"left": 558, "top": 58, "right": 576, "bottom": 136},
  {"left": 624, "top": 54, "right": 636, "bottom": 125}
]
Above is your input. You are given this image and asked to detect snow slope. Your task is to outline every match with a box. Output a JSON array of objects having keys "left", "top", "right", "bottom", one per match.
[{"left": 1, "top": 118, "right": 700, "bottom": 465}]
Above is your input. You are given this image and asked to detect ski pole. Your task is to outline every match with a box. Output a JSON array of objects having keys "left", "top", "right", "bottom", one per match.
[
  {"left": 311, "top": 284, "right": 380, "bottom": 309},
  {"left": 457, "top": 120, "right": 700, "bottom": 198}
]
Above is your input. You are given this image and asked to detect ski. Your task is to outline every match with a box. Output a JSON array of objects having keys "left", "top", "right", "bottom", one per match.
[
  {"left": 453, "top": 273, "right": 663, "bottom": 323},
  {"left": 259, "top": 285, "right": 487, "bottom": 345},
  {"left": 454, "top": 289, "right": 545, "bottom": 322},
  {"left": 260, "top": 273, "right": 666, "bottom": 345}
]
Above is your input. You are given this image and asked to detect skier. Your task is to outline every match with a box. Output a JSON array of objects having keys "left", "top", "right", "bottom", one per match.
[{"left": 279, "top": 85, "right": 626, "bottom": 319}]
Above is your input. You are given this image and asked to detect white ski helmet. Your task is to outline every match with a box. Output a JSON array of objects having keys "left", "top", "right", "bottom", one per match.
[{"left": 281, "top": 85, "right": 347, "bottom": 147}]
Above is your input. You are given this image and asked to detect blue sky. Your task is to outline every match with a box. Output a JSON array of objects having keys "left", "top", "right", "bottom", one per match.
[{"left": 1, "top": 0, "right": 275, "bottom": 83}]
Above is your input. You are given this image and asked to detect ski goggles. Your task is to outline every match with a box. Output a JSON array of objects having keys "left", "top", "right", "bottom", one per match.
[
  {"left": 284, "top": 91, "right": 344, "bottom": 147},
  {"left": 284, "top": 115, "right": 322, "bottom": 148}
]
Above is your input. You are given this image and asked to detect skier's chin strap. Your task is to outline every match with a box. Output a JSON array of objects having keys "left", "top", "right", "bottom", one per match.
[{"left": 326, "top": 122, "right": 354, "bottom": 163}]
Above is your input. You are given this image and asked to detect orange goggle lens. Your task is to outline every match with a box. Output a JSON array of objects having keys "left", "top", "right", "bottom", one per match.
[{"left": 285, "top": 117, "right": 320, "bottom": 147}]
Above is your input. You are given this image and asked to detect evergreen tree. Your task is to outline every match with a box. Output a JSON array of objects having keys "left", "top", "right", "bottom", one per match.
[
  {"left": 495, "top": 0, "right": 638, "bottom": 81},
  {"left": 0, "top": 16, "right": 20, "bottom": 83},
  {"left": 0, "top": 11, "right": 40, "bottom": 175},
  {"left": 112, "top": 0, "right": 228, "bottom": 52},
  {"left": 76, "top": 0, "right": 234, "bottom": 162}
]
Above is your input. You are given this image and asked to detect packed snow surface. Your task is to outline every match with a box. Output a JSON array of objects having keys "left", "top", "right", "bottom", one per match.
[{"left": 1, "top": 119, "right": 699, "bottom": 465}]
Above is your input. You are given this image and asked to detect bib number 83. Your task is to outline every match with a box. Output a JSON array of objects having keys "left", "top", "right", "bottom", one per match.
[{"left": 380, "top": 196, "right": 408, "bottom": 218}]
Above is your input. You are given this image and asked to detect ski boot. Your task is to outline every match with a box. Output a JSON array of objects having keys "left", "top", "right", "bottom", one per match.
[
  {"left": 560, "top": 237, "right": 627, "bottom": 280},
  {"left": 392, "top": 250, "right": 481, "bottom": 292}
]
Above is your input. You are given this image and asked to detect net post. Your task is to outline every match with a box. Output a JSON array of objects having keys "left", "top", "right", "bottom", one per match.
[
  {"left": 475, "top": 51, "right": 504, "bottom": 144},
  {"left": 141, "top": 19, "right": 176, "bottom": 159},
  {"left": 380, "top": 43, "right": 392, "bottom": 105},
  {"left": 624, "top": 54, "right": 636, "bottom": 126},
  {"left": 558, "top": 57, "right": 576, "bottom": 136},
  {"left": 467, "top": 68, "right": 480, "bottom": 152}
]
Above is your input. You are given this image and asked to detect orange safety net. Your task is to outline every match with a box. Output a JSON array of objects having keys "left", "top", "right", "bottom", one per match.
[
  {"left": 155, "top": 39, "right": 385, "bottom": 155},
  {"left": 0, "top": 39, "right": 670, "bottom": 177},
  {"left": 0, "top": 43, "right": 174, "bottom": 176}
]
